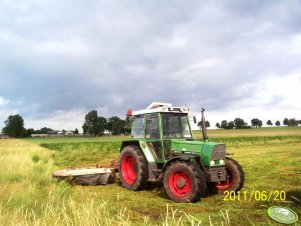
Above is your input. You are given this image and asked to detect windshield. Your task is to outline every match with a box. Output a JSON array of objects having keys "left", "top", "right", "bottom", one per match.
[
  {"left": 162, "top": 113, "right": 192, "bottom": 139},
  {"left": 131, "top": 115, "right": 144, "bottom": 138}
]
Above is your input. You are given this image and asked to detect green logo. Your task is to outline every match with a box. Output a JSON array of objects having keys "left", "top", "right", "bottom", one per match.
[{"left": 267, "top": 206, "right": 298, "bottom": 224}]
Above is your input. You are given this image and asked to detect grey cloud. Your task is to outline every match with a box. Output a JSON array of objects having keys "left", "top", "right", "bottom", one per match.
[{"left": 1, "top": 0, "right": 301, "bottom": 129}]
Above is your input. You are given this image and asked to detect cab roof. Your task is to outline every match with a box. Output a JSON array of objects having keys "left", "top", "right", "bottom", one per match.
[{"left": 132, "top": 102, "right": 189, "bottom": 116}]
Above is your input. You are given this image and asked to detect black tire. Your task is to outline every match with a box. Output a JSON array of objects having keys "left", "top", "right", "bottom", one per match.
[
  {"left": 208, "top": 157, "right": 244, "bottom": 195},
  {"left": 119, "top": 145, "right": 148, "bottom": 191},
  {"left": 163, "top": 161, "right": 206, "bottom": 203}
]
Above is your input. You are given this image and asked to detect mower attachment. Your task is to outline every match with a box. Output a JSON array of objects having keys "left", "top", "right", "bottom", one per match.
[{"left": 52, "top": 167, "right": 115, "bottom": 185}]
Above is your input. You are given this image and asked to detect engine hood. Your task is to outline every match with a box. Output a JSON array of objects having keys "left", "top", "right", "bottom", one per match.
[{"left": 171, "top": 139, "right": 225, "bottom": 166}]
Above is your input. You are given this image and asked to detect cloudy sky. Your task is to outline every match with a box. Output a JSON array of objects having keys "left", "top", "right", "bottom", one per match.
[{"left": 1, "top": 0, "right": 301, "bottom": 131}]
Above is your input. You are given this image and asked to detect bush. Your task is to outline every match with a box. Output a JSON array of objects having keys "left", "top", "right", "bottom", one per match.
[{"left": 31, "top": 153, "right": 40, "bottom": 163}]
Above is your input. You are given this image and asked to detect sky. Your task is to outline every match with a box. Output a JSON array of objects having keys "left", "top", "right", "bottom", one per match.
[{"left": 0, "top": 0, "right": 301, "bottom": 132}]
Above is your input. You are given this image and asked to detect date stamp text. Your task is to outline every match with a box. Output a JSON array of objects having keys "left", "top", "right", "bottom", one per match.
[{"left": 223, "top": 190, "right": 286, "bottom": 202}]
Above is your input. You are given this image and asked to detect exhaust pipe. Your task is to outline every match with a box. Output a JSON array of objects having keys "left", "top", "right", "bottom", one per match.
[{"left": 201, "top": 108, "right": 209, "bottom": 142}]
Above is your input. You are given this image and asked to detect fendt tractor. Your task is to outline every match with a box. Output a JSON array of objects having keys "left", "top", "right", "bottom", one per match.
[{"left": 119, "top": 102, "right": 244, "bottom": 203}]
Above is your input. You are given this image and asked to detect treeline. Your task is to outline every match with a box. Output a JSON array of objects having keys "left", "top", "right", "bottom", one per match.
[
  {"left": 0, "top": 114, "right": 79, "bottom": 138},
  {"left": 213, "top": 118, "right": 300, "bottom": 129},
  {"left": 0, "top": 110, "right": 131, "bottom": 138},
  {"left": 82, "top": 110, "right": 130, "bottom": 136},
  {"left": 28, "top": 127, "right": 79, "bottom": 135},
  {"left": 1, "top": 113, "right": 300, "bottom": 138}
]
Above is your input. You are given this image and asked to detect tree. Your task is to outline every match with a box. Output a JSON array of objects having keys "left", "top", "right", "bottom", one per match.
[
  {"left": 107, "top": 116, "right": 126, "bottom": 135},
  {"left": 2, "top": 114, "right": 25, "bottom": 138},
  {"left": 216, "top": 122, "right": 221, "bottom": 129},
  {"left": 251, "top": 118, "right": 262, "bottom": 128},
  {"left": 39, "top": 127, "right": 54, "bottom": 134},
  {"left": 26, "top": 128, "right": 34, "bottom": 137},
  {"left": 221, "top": 120, "right": 227, "bottom": 129},
  {"left": 234, "top": 118, "right": 246, "bottom": 129},
  {"left": 197, "top": 121, "right": 210, "bottom": 128},
  {"left": 275, "top": 121, "right": 280, "bottom": 126},
  {"left": 288, "top": 118, "right": 298, "bottom": 126},
  {"left": 122, "top": 115, "right": 132, "bottom": 134},
  {"left": 82, "top": 123, "right": 89, "bottom": 134},
  {"left": 267, "top": 120, "right": 273, "bottom": 126},
  {"left": 227, "top": 121, "right": 235, "bottom": 129},
  {"left": 82, "top": 110, "right": 107, "bottom": 136},
  {"left": 283, "top": 118, "right": 289, "bottom": 126},
  {"left": 258, "top": 120, "right": 263, "bottom": 128},
  {"left": 74, "top": 128, "right": 79, "bottom": 135},
  {"left": 205, "top": 120, "right": 210, "bottom": 128}
]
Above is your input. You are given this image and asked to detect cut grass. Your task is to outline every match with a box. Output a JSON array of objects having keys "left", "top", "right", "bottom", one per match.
[
  {"left": 1, "top": 127, "right": 301, "bottom": 225},
  {"left": 25, "top": 135, "right": 126, "bottom": 144}
]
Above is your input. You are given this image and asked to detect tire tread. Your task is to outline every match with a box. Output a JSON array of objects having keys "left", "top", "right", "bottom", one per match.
[
  {"left": 119, "top": 145, "right": 148, "bottom": 191},
  {"left": 163, "top": 160, "right": 206, "bottom": 203}
]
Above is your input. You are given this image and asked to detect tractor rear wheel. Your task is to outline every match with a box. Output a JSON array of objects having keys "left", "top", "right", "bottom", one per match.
[
  {"left": 163, "top": 161, "right": 206, "bottom": 203},
  {"left": 208, "top": 157, "right": 244, "bottom": 195},
  {"left": 119, "top": 145, "right": 148, "bottom": 191}
]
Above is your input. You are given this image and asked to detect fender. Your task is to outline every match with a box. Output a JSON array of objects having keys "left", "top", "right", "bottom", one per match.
[
  {"left": 121, "top": 140, "right": 156, "bottom": 163},
  {"left": 120, "top": 140, "right": 140, "bottom": 152}
]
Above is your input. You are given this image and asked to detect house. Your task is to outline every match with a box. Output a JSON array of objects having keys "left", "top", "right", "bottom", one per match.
[
  {"left": 31, "top": 134, "right": 48, "bottom": 137},
  {"left": 65, "top": 131, "right": 73, "bottom": 136},
  {"left": 103, "top": 130, "right": 112, "bottom": 136}
]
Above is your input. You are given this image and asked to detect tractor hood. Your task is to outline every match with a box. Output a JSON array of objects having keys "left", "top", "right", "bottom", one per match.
[{"left": 171, "top": 140, "right": 226, "bottom": 166}]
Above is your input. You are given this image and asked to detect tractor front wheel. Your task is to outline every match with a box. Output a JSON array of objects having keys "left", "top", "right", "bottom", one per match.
[
  {"left": 208, "top": 157, "right": 244, "bottom": 195},
  {"left": 119, "top": 145, "right": 148, "bottom": 191},
  {"left": 163, "top": 161, "right": 206, "bottom": 203}
]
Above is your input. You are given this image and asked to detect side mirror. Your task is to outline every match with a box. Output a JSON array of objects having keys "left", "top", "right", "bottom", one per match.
[{"left": 193, "top": 116, "right": 197, "bottom": 124}]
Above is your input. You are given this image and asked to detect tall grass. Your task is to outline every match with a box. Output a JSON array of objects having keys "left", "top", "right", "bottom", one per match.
[
  {"left": 0, "top": 192, "right": 232, "bottom": 226},
  {"left": 0, "top": 139, "right": 232, "bottom": 226}
]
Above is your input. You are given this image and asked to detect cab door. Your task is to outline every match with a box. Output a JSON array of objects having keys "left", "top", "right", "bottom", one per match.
[{"left": 145, "top": 114, "right": 164, "bottom": 161}]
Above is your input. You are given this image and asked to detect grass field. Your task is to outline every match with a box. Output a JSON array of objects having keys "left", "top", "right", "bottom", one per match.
[{"left": 1, "top": 127, "right": 301, "bottom": 225}]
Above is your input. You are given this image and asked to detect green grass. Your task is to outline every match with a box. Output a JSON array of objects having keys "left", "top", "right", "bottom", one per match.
[
  {"left": 25, "top": 135, "right": 126, "bottom": 144},
  {"left": 1, "top": 127, "right": 301, "bottom": 225},
  {"left": 196, "top": 126, "right": 301, "bottom": 138}
]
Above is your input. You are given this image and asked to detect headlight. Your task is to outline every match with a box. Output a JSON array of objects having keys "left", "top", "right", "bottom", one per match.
[
  {"left": 210, "top": 160, "right": 215, "bottom": 166},
  {"left": 219, "top": 159, "right": 225, "bottom": 165}
]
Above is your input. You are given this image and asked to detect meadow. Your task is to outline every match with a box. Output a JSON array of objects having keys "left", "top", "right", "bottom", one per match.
[{"left": 0, "top": 127, "right": 300, "bottom": 225}]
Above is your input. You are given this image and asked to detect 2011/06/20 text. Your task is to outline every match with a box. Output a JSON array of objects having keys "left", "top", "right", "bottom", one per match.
[{"left": 223, "top": 190, "right": 286, "bottom": 201}]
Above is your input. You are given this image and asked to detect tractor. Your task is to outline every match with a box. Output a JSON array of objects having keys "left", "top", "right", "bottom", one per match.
[{"left": 118, "top": 103, "right": 244, "bottom": 203}]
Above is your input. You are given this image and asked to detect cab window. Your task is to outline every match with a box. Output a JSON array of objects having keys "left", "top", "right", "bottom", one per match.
[
  {"left": 162, "top": 113, "right": 192, "bottom": 139},
  {"left": 131, "top": 116, "right": 144, "bottom": 138},
  {"left": 145, "top": 115, "right": 160, "bottom": 139}
]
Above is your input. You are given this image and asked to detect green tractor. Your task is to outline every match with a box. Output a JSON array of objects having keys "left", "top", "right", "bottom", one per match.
[{"left": 119, "top": 103, "right": 244, "bottom": 203}]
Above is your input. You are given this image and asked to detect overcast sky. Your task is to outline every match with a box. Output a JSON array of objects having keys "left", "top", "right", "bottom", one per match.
[{"left": 1, "top": 0, "right": 301, "bottom": 131}]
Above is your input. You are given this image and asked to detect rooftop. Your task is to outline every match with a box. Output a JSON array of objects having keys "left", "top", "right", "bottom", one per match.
[{"left": 132, "top": 102, "right": 189, "bottom": 116}]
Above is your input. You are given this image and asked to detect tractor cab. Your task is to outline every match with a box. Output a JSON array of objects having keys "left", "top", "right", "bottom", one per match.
[{"left": 130, "top": 103, "right": 194, "bottom": 162}]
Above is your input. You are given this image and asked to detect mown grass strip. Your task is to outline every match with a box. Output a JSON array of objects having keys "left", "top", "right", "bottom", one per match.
[{"left": 204, "top": 135, "right": 301, "bottom": 145}]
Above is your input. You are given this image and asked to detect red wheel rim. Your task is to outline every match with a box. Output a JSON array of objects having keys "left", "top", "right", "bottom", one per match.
[
  {"left": 169, "top": 171, "right": 192, "bottom": 197},
  {"left": 216, "top": 169, "right": 233, "bottom": 190},
  {"left": 121, "top": 155, "right": 137, "bottom": 185}
]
